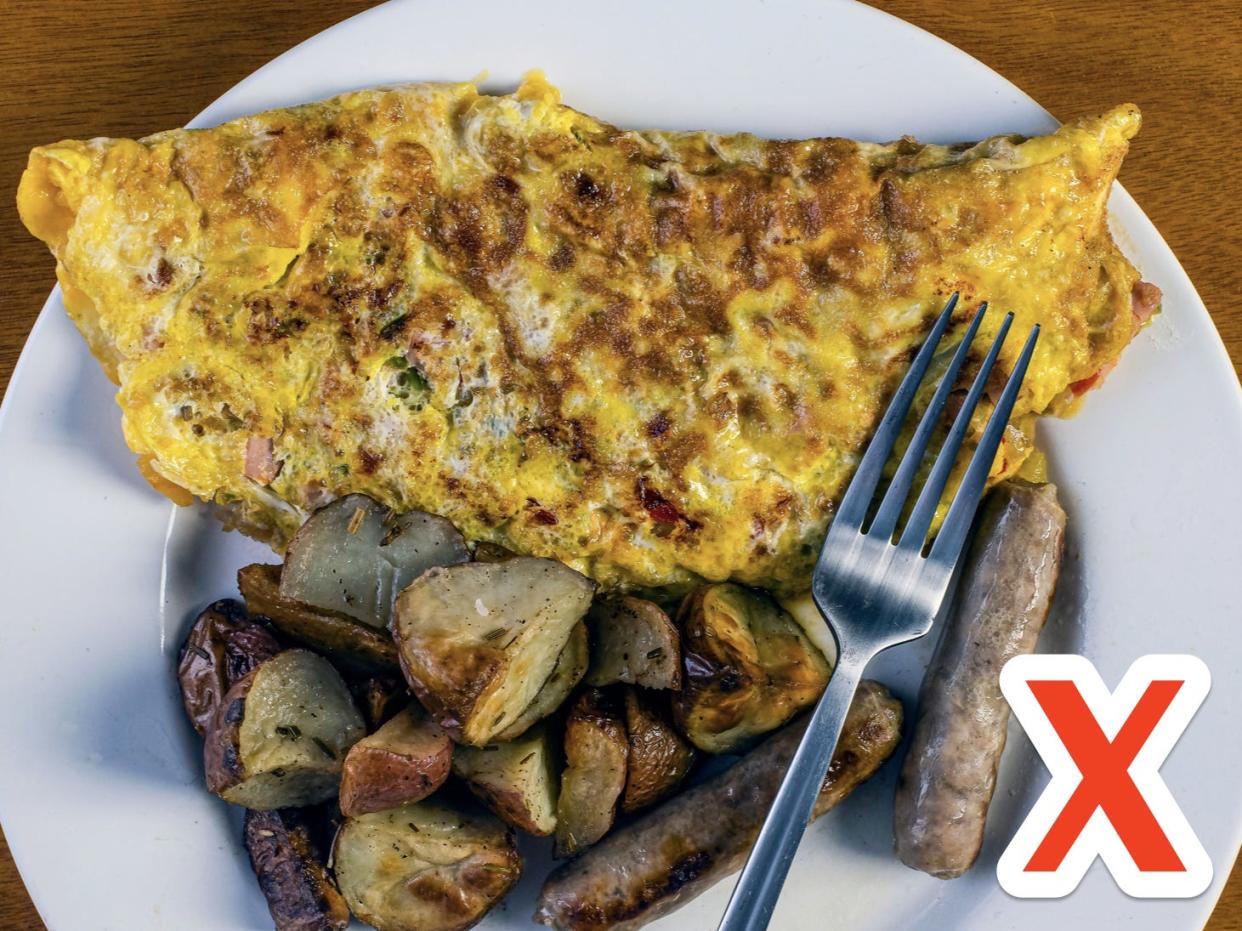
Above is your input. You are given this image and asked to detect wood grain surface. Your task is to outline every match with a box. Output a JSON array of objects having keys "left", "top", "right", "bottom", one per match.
[{"left": 0, "top": 1, "right": 1238, "bottom": 929}]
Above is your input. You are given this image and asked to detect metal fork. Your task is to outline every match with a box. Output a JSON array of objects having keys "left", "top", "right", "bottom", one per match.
[{"left": 717, "top": 294, "right": 1040, "bottom": 931}]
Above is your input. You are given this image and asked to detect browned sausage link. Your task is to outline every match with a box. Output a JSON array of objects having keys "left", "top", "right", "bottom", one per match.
[
  {"left": 894, "top": 481, "right": 1066, "bottom": 879},
  {"left": 243, "top": 808, "right": 350, "bottom": 931},
  {"left": 534, "top": 680, "right": 903, "bottom": 931}
]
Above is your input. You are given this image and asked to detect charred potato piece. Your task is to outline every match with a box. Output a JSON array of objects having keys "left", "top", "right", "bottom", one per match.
[
  {"left": 280, "top": 494, "right": 469, "bottom": 628},
  {"left": 555, "top": 688, "right": 628, "bottom": 858},
  {"left": 178, "top": 599, "right": 282, "bottom": 735},
  {"left": 621, "top": 689, "right": 695, "bottom": 814},
  {"left": 583, "top": 596, "right": 681, "bottom": 690},
  {"left": 493, "top": 622, "right": 588, "bottom": 742},
  {"left": 205, "top": 649, "right": 366, "bottom": 809},
  {"left": 673, "top": 584, "right": 831, "bottom": 754},
  {"left": 239, "top": 563, "right": 399, "bottom": 674},
  {"left": 349, "top": 675, "right": 408, "bottom": 732},
  {"left": 333, "top": 800, "right": 521, "bottom": 931},
  {"left": 394, "top": 558, "right": 595, "bottom": 745},
  {"left": 339, "top": 704, "right": 452, "bottom": 817},
  {"left": 243, "top": 807, "right": 349, "bottom": 931},
  {"left": 453, "top": 724, "right": 560, "bottom": 835}
]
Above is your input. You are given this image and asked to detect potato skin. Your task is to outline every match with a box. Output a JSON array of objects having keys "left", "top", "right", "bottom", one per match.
[
  {"left": 621, "top": 689, "right": 695, "bottom": 814},
  {"left": 349, "top": 675, "right": 408, "bottom": 732},
  {"left": 555, "top": 688, "right": 628, "bottom": 858},
  {"left": 178, "top": 599, "right": 281, "bottom": 735},
  {"left": 672, "top": 584, "right": 830, "bottom": 754},
  {"left": 339, "top": 705, "right": 452, "bottom": 817},
  {"left": 472, "top": 541, "right": 519, "bottom": 563},
  {"left": 239, "top": 563, "right": 400, "bottom": 674},
  {"left": 204, "top": 674, "right": 250, "bottom": 796},
  {"left": 243, "top": 807, "right": 350, "bottom": 931},
  {"left": 584, "top": 597, "right": 681, "bottom": 690}
]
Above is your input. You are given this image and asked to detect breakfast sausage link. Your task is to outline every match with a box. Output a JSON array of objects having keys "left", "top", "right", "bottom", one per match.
[
  {"left": 893, "top": 481, "right": 1066, "bottom": 879},
  {"left": 534, "top": 680, "right": 903, "bottom": 931}
]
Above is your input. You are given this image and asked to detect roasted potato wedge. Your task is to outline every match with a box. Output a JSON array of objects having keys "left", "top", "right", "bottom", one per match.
[
  {"left": 493, "top": 622, "right": 588, "bottom": 742},
  {"left": 243, "top": 807, "right": 349, "bottom": 931},
  {"left": 333, "top": 800, "right": 521, "bottom": 931},
  {"left": 178, "top": 599, "right": 282, "bottom": 735},
  {"left": 453, "top": 724, "right": 560, "bottom": 835},
  {"left": 555, "top": 688, "right": 628, "bottom": 858},
  {"left": 621, "top": 688, "right": 695, "bottom": 814},
  {"left": 583, "top": 596, "right": 681, "bottom": 690},
  {"left": 349, "top": 675, "right": 408, "bottom": 732},
  {"left": 673, "top": 584, "right": 831, "bottom": 754},
  {"left": 239, "top": 563, "right": 399, "bottom": 674},
  {"left": 394, "top": 558, "right": 595, "bottom": 745},
  {"left": 280, "top": 494, "right": 469, "bottom": 628},
  {"left": 205, "top": 649, "right": 366, "bottom": 809},
  {"left": 339, "top": 704, "right": 452, "bottom": 817}
]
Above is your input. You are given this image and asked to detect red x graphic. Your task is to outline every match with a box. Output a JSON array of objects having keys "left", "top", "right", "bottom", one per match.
[{"left": 1025, "top": 678, "right": 1185, "bottom": 873}]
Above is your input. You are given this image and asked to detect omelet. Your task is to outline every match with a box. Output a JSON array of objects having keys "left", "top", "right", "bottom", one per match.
[{"left": 17, "top": 75, "right": 1152, "bottom": 593}]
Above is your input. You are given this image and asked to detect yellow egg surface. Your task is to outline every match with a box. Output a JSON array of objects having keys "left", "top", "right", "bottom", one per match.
[{"left": 18, "top": 75, "right": 1148, "bottom": 593}]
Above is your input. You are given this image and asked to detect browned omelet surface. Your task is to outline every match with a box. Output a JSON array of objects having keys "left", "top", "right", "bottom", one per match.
[{"left": 18, "top": 75, "right": 1145, "bottom": 593}]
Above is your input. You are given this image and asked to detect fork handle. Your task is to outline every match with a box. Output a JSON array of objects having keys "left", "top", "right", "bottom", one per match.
[{"left": 717, "top": 650, "right": 868, "bottom": 931}]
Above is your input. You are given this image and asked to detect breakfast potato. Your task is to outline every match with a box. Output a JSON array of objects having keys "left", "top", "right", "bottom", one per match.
[
  {"left": 178, "top": 599, "right": 282, "bottom": 735},
  {"left": 583, "top": 596, "right": 681, "bottom": 690},
  {"left": 280, "top": 494, "right": 469, "bottom": 628},
  {"left": 238, "top": 563, "right": 400, "bottom": 674},
  {"left": 555, "top": 688, "right": 628, "bottom": 858},
  {"left": 204, "top": 649, "right": 366, "bottom": 809},
  {"left": 333, "top": 799, "right": 521, "bottom": 931},
  {"left": 349, "top": 674, "right": 408, "bottom": 732},
  {"left": 621, "top": 688, "right": 695, "bottom": 814},
  {"left": 453, "top": 724, "right": 560, "bottom": 835},
  {"left": 393, "top": 557, "right": 595, "bottom": 745},
  {"left": 339, "top": 704, "right": 452, "bottom": 817},
  {"left": 493, "top": 622, "right": 588, "bottom": 742},
  {"left": 243, "top": 807, "right": 350, "bottom": 931},
  {"left": 672, "top": 584, "right": 831, "bottom": 754}
]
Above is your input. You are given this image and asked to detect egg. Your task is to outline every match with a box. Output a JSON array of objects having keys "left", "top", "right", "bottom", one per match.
[{"left": 18, "top": 76, "right": 1146, "bottom": 594}]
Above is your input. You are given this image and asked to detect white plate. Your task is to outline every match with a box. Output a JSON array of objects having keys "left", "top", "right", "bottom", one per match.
[{"left": 2, "top": 1, "right": 1240, "bottom": 929}]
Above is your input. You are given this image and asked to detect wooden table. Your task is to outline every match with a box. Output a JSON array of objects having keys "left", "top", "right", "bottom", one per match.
[{"left": 0, "top": 1, "right": 1238, "bottom": 928}]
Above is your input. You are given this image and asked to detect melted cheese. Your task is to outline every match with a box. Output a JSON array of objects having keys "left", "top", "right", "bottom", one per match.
[{"left": 18, "top": 76, "right": 1143, "bottom": 593}]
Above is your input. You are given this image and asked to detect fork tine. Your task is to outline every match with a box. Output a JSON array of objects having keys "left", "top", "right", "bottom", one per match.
[
  {"left": 929, "top": 325, "right": 1041, "bottom": 564},
  {"left": 867, "top": 302, "right": 988, "bottom": 541},
  {"left": 898, "top": 312, "right": 1014, "bottom": 550},
  {"left": 832, "top": 293, "right": 959, "bottom": 530}
]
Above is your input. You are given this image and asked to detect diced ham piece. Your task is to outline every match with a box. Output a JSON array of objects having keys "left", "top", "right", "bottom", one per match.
[
  {"left": 1070, "top": 282, "right": 1161, "bottom": 396},
  {"left": 244, "top": 436, "right": 282, "bottom": 485},
  {"left": 1132, "top": 281, "right": 1162, "bottom": 325},
  {"left": 1069, "top": 360, "right": 1118, "bottom": 397}
]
